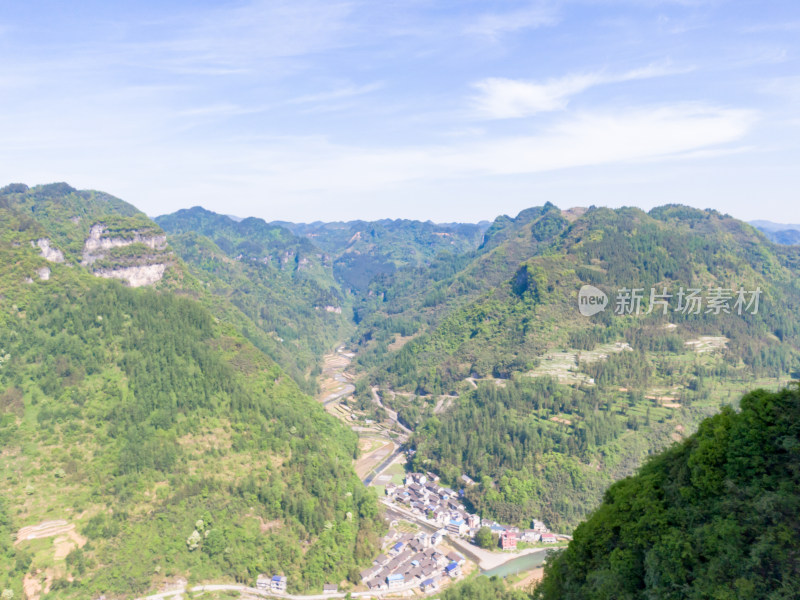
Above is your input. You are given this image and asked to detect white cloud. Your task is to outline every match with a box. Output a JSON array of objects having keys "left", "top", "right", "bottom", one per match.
[
  {"left": 471, "top": 63, "right": 689, "bottom": 119},
  {"left": 464, "top": 3, "right": 558, "bottom": 38},
  {"left": 0, "top": 102, "right": 758, "bottom": 221},
  {"left": 143, "top": 0, "right": 356, "bottom": 73}
]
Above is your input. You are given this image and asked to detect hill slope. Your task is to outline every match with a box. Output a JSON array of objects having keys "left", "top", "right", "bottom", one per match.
[
  {"left": 0, "top": 186, "right": 382, "bottom": 598},
  {"left": 156, "top": 207, "right": 351, "bottom": 390},
  {"left": 534, "top": 384, "right": 800, "bottom": 600}
]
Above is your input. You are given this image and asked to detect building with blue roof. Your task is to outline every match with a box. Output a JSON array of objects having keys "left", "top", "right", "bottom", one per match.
[
  {"left": 386, "top": 573, "right": 405, "bottom": 589},
  {"left": 270, "top": 575, "right": 287, "bottom": 593}
]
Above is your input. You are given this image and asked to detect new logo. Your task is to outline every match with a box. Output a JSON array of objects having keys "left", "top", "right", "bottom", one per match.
[{"left": 578, "top": 285, "right": 608, "bottom": 316}]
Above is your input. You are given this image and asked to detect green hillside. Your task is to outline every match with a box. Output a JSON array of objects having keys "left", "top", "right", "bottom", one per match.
[
  {"left": 0, "top": 188, "right": 382, "bottom": 597},
  {"left": 156, "top": 208, "right": 351, "bottom": 391},
  {"left": 351, "top": 204, "right": 800, "bottom": 530},
  {"left": 534, "top": 384, "right": 800, "bottom": 600}
]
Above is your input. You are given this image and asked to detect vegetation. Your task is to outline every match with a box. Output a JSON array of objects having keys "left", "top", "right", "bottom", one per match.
[
  {"left": 441, "top": 575, "right": 531, "bottom": 600},
  {"left": 535, "top": 385, "right": 800, "bottom": 600},
  {"left": 276, "top": 218, "right": 487, "bottom": 291},
  {"left": 4, "top": 183, "right": 800, "bottom": 597},
  {"left": 352, "top": 204, "right": 800, "bottom": 531},
  {"left": 475, "top": 526, "right": 496, "bottom": 549},
  {"left": 0, "top": 188, "right": 383, "bottom": 597}
]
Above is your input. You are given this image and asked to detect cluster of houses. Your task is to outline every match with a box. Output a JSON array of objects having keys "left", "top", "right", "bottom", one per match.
[
  {"left": 498, "top": 523, "right": 557, "bottom": 550},
  {"left": 386, "top": 472, "right": 557, "bottom": 550},
  {"left": 360, "top": 530, "right": 466, "bottom": 593},
  {"left": 255, "top": 471, "right": 559, "bottom": 597}
]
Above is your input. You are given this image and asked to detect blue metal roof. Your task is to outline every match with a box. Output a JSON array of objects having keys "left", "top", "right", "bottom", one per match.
[
  {"left": 387, "top": 574, "right": 404, "bottom": 581},
  {"left": 445, "top": 562, "right": 458, "bottom": 572},
  {"left": 272, "top": 575, "right": 286, "bottom": 582}
]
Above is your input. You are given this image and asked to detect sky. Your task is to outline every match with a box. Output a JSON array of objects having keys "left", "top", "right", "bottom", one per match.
[{"left": 1, "top": 0, "right": 799, "bottom": 223}]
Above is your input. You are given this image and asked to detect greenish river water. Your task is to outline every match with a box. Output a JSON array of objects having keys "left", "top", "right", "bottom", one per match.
[{"left": 480, "top": 549, "right": 553, "bottom": 578}]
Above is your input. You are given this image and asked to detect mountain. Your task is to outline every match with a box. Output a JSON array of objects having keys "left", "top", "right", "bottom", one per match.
[
  {"left": 156, "top": 209, "right": 490, "bottom": 385},
  {"left": 0, "top": 185, "right": 382, "bottom": 598},
  {"left": 1, "top": 183, "right": 179, "bottom": 288},
  {"left": 273, "top": 218, "right": 488, "bottom": 291},
  {"left": 155, "top": 207, "right": 351, "bottom": 391},
  {"left": 534, "top": 384, "right": 800, "bottom": 600},
  {"left": 751, "top": 220, "right": 800, "bottom": 245},
  {"left": 350, "top": 204, "right": 800, "bottom": 530},
  {"left": 750, "top": 219, "right": 800, "bottom": 232}
]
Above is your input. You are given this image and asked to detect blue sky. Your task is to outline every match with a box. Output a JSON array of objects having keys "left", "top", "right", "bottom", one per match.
[{"left": 1, "top": 0, "right": 799, "bottom": 222}]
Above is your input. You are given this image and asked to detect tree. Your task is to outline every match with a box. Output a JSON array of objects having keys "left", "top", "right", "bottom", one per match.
[
  {"left": 475, "top": 526, "right": 494, "bottom": 549},
  {"left": 186, "top": 530, "right": 202, "bottom": 551}
]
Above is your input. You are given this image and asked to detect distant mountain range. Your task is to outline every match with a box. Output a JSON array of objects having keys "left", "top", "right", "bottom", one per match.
[{"left": 750, "top": 219, "right": 800, "bottom": 245}]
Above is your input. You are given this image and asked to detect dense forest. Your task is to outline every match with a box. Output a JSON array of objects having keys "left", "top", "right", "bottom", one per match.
[
  {"left": 0, "top": 187, "right": 383, "bottom": 597},
  {"left": 156, "top": 210, "right": 352, "bottom": 391},
  {"left": 534, "top": 384, "right": 800, "bottom": 599},
  {"left": 274, "top": 218, "right": 488, "bottom": 292}
]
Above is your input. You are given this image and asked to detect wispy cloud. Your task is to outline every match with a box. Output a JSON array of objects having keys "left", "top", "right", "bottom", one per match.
[
  {"left": 464, "top": 2, "right": 558, "bottom": 39},
  {"left": 154, "top": 103, "right": 757, "bottom": 195},
  {"left": 136, "top": 0, "right": 356, "bottom": 74},
  {"left": 290, "top": 82, "right": 383, "bottom": 105},
  {"left": 760, "top": 76, "right": 800, "bottom": 102},
  {"left": 471, "top": 63, "right": 689, "bottom": 119}
]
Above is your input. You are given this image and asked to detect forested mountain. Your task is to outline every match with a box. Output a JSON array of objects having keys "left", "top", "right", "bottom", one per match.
[
  {"left": 534, "top": 385, "right": 800, "bottom": 600},
  {"left": 273, "top": 218, "right": 488, "bottom": 291},
  {"left": 350, "top": 204, "right": 800, "bottom": 530},
  {"left": 156, "top": 207, "right": 351, "bottom": 391},
  {"left": 756, "top": 228, "right": 800, "bottom": 245},
  {"left": 0, "top": 185, "right": 382, "bottom": 597},
  {"left": 363, "top": 204, "right": 800, "bottom": 391},
  {"left": 157, "top": 208, "right": 489, "bottom": 384}
]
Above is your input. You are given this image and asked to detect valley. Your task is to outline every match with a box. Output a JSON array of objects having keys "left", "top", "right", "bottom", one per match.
[
  {"left": 315, "top": 341, "right": 572, "bottom": 595},
  {"left": 1, "top": 184, "right": 798, "bottom": 600}
]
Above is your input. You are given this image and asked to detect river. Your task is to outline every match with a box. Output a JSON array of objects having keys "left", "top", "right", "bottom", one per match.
[{"left": 481, "top": 549, "right": 553, "bottom": 578}]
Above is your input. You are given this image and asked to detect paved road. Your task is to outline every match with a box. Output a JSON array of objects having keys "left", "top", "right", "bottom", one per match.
[
  {"left": 141, "top": 575, "right": 438, "bottom": 600},
  {"left": 370, "top": 387, "right": 412, "bottom": 435}
]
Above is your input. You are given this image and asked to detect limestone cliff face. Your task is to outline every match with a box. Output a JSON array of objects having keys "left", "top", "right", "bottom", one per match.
[
  {"left": 94, "top": 264, "right": 167, "bottom": 288},
  {"left": 81, "top": 223, "right": 170, "bottom": 287},
  {"left": 81, "top": 224, "right": 167, "bottom": 265},
  {"left": 34, "top": 238, "right": 65, "bottom": 263}
]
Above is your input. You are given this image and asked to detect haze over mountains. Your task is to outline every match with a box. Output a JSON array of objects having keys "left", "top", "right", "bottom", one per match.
[
  {"left": 750, "top": 220, "right": 800, "bottom": 246},
  {"left": 1, "top": 182, "right": 799, "bottom": 599}
]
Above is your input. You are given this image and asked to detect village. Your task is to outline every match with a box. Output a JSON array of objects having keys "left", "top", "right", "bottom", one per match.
[
  {"left": 248, "top": 470, "right": 559, "bottom": 598},
  {"left": 385, "top": 472, "right": 558, "bottom": 551},
  {"left": 250, "top": 469, "right": 559, "bottom": 597}
]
